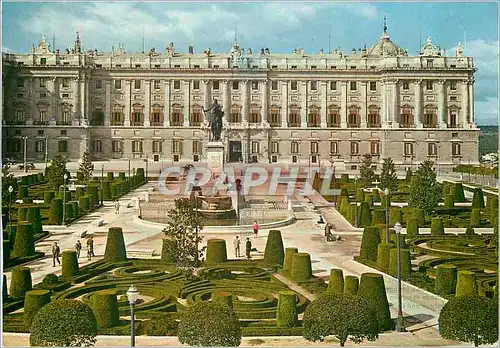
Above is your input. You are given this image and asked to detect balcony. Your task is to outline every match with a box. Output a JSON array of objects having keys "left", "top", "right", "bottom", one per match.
[
  {"left": 189, "top": 122, "right": 201, "bottom": 127},
  {"left": 327, "top": 123, "right": 340, "bottom": 128},
  {"left": 288, "top": 122, "right": 301, "bottom": 128},
  {"left": 399, "top": 123, "right": 415, "bottom": 128},
  {"left": 5, "top": 120, "right": 26, "bottom": 125},
  {"left": 423, "top": 123, "right": 438, "bottom": 128},
  {"left": 111, "top": 121, "right": 124, "bottom": 126},
  {"left": 368, "top": 123, "right": 381, "bottom": 128},
  {"left": 170, "top": 122, "right": 184, "bottom": 127},
  {"left": 270, "top": 122, "right": 281, "bottom": 127},
  {"left": 130, "top": 122, "right": 144, "bottom": 127},
  {"left": 307, "top": 123, "right": 320, "bottom": 128},
  {"left": 151, "top": 122, "right": 163, "bottom": 127},
  {"left": 347, "top": 123, "right": 360, "bottom": 128},
  {"left": 33, "top": 121, "right": 49, "bottom": 125}
]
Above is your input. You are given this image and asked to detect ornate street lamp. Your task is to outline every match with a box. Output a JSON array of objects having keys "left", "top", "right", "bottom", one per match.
[
  {"left": 8, "top": 185, "right": 14, "bottom": 234},
  {"left": 394, "top": 221, "right": 405, "bottom": 332},
  {"left": 62, "top": 173, "right": 68, "bottom": 225},
  {"left": 126, "top": 285, "right": 139, "bottom": 347},
  {"left": 384, "top": 188, "right": 390, "bottom": 244}
]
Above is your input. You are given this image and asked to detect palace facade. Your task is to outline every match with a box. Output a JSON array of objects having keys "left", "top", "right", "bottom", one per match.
[{"left": 2, "top": 28, "right": 479, "bottom": 171}]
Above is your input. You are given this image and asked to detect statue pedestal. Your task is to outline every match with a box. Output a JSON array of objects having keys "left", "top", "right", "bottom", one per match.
[{"left": 206, "top": 141, "right": 225, "bottom": 177}]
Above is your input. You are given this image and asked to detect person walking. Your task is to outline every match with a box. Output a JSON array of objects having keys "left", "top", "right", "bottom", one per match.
[
  {"left": 245, "top": 237, "right": 252, "bottom": 259},
  {"left": 52, "top": 242, "right": 61, "bottom": 267},
  {"left": 253, "top": 221, "right": 259, "bottom": 238},
  {"left": 75, "top": 240, "right": 82, "bottom": 258},
  {"left": 233, "top": 236, "right": 241, "bottom": 258},
  {"left": 87, "top": 236, "right": 95, "bottom": 257},
  {"left": 114, "top": 200, "right": 120, "bottom": 214}
]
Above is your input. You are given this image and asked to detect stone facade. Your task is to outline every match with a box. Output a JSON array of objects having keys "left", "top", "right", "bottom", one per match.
[{"left": 2, "top": 30, "right": 479, "bottom": 172}]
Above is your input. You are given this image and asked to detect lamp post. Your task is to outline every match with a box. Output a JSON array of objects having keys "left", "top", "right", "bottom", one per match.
[
  {"left": 8, "top": 185, "right": 14, "bottom": 234},
  {"left": 354, "top": 175, "right": 358, "bottom": 227},
  {"left": 384, "top": 188, "right": 390, "bottom": 244},
  {"left": 394, "top": 220, "right": 405, "bottom": 332},
  {"left": 44, "top": 135, "right": 49, "bottom": 172},
  {"left": 143, "top": 158, "right": 148, "bottom": 182},
  {"left": 194, "top": 190, "right": 199, "bottom": 265},
  {"left": 126, "top": 285, "right": 139, "bottom": 347},
  {"left": 101, "top": 164, "right": 104, "bottom": 205},
  {"left": 22, "top": 136, "right": 28, "bottom": 173},
  {"left": 62, "top": 173, "right": 68, "bottom": 225}
]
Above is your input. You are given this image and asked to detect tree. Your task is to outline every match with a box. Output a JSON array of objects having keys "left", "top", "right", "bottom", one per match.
[
  {"left": 438, "top": 295, "right": 498, "bottom": 347},
  {"left": 47, "top": 155, "right": 69, "bottom": 191},
  {"left": 303, "top": 293, "right": 379, "bottom": 346},
  {"left": 178, "top": 301, "right": 241, "bottom": 347},
  {"left": 379, "top": 157, "right": 398, "bottom": 192},
  {"left": 408, "top": 160, "right": 441, "bottom": 214},
  {"left": 359, "top": 154, "right": 375, "bottom": 187},
  {"left": 78, "top": 151, "right": 93, "bottom": 184},
  {"left": 162, "top": 198, "right": 204, "bottom": 277},
  {"left": 2, "top": 164, "right": 17, "bottom": 204},
  {"left": 30, "top": 299, "right": 98, "bottom": 346}
]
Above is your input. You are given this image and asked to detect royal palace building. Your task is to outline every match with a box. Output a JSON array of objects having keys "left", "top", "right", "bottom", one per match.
[{"left": 2, "top": 27, "right": 479, "bottom": 171}]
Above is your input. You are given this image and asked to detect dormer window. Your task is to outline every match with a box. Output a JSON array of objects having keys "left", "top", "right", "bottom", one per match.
[
  {"left": 426, "top": 60, "right": 433, "bottom": 68},
  {"left": 40, "top": 58, "right": 46, "bottom": 65}
]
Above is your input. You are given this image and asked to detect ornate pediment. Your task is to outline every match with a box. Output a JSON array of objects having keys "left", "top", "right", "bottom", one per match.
[{"left": 35, "top": 35, "right": 52, "bottom": 54}]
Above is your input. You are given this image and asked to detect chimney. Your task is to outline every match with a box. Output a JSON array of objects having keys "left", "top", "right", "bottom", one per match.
[{"left": 188, "top": 45, "right": 194, "bottom": 54}]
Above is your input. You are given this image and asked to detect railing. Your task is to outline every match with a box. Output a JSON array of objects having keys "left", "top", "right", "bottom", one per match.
[
  {"left": 111, "top": 121, "right": 124, "bottom": 126},
  {"left": 33, "top": 121, "right": 49, "bottom": 125},
  {"left": 189, "top": 122, "right": 201, "bottom": 127},
  {"left": 56, "top": 121, "right": 72, "bottom": 125},
  {"left": 327, "top": 123, "right": 340, "bottom": 128},
  {"left": 307, "top": 123, "right": 320, "bottom": 128},
  {"left": 423, "top": 123, "right": 438, "bottom": 128},
  {"left": 287, "top": 122, "right": 300, "bottom": 127},
  {"left": 270, "top": 122, "right": 281, "bottom": 127},
  {"left": 130, "top": 122, "right": 144, "bottom": 126},
  {"left": 151, "top": 122, "right": 163, "bottom": 127},
  {"left": 170, "top": 122, "right": 184, "bottom": 126},
  {"left": 347, "top": 123, "right": 360, "bottom": 128},
  {"left": 368, "top": 123, "right": 381, "bottom": 128},
  {"left": 5, "top": 120, "right": 26, "bottom": 125}
]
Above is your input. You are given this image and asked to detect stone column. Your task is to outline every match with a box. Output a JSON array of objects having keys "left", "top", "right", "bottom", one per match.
[
  {"left": 27, "top": 77, "right": 35, "bottom": 125},
  {"left": 163, "top": 80, "right": 170, "bottom": 127},
  {"left": 203, "top": 80, "right": 211, "bottom": 120},
  {"left": 437, "top": 80, "right": 446, "bottom": 128},
  {"left": 360, "top": 81, "right": 367, "bottom": 128},
  {"left": 380, "top": 80, "right": 387, "bottom": 127},
  {"left": 392, "top": 80, "right": 399, "bottom": 127},
  {"left": 144, "top": 80, "right": 151, "bottom": 127},
  {"left": 51, "top": 77, "right": 58, "bottom": 124},
  {"left": 468, "top": 79, "right": 474, "bottom": 125},
  {"left": 80, "top": 75, "right": 87, "bottom": 125},
  {"left": 104, "top": 80, "right": 111, "bottom": 126},
  {"left": 222, "top": 80, "right": 230, "bottom": 123},
  {"left": 414, "top": 80, "right": 423, "bottom": 128},
  {"left": 242, "top": 138, "right": 248, "bottom": 163},
  {"left": 124, "top": 80, "right": 131, "bottom": 126},
  {"left": 84, "top": 76, "right": 90, "bottom": 125},
  {"left": 321, "top": 81, "right": 327, "bottom": 128},
  {"left": 281, "top": 81, "right": 288, "bottom": 127},
  {"left": 184, "top": 80, "right": 190, "bottom": 126},
  {"left": 461, "top": 80, "right": 469, "bottom": 127},
  {"left": 242, "top": 80, "right": 249, "bottom": 123},
  {"left": 340, "top": 81, "right": 347, "bottom": 128},
  {"left": 261, "top": 80, "right": 268, "bottom": 123},
  {"left": 301, "top": 82, "right": 308, "bottom": 128}
]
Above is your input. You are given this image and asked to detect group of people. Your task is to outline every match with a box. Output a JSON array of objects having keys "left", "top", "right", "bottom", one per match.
[
  {"left": 51, "top": 236, "right": 95, "bottom": 267},
  {"left": 232, "top": 235, "right": 254, "bottom": 259}
]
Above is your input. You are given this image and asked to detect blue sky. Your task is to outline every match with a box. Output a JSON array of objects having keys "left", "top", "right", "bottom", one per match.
[{"left": 2, "top": 1, "right": 498, "bottom": 125}]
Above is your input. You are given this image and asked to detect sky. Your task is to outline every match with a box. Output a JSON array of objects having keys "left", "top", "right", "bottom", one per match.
[{"left": 2, "top": 1, "right": 499, "bottom": 125}]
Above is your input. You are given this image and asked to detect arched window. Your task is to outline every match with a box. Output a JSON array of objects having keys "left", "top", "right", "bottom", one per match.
[
  {"left": 307, "top": 105, "right": 320, "bottom": 127},
  {"left": 347, "top": 105, "right": 360, "bottom": 128},
  {"left": 250, "top": 104, "right": 261, "bottom": 123},
  {"left": 400, "top": 104, "right": 414, "bottom": 127},
  {"left": 171, "top": 104, "right": 183, "bottom": 126},
  {"left": 229, "top": 104, "right": 241, "bottom": 123},
  {"left": 327, "top": 105, "right": 340, "bottom": 127},
  {"left": 288, "top": 105, "right": 300, "bottom": 127},
  {"left": 448, "top": 105, "right": 459, "bottom": 128},
  {"left": 190, "top": 105, "right": 203, "bottom": 126},
  {"left": 131, "top": 104, "right": 144, "bottom": 126},
  {"left": 367, "top": 105, "right": 381, "bottom": 128},
  {"left": 151, "top": 104, "right": 163, "bottom": 126},
  {"left": 424, "top": 105, "right": 437, "bottom": 128}
]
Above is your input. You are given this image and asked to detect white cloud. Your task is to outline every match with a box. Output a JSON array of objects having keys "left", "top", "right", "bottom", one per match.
[
  {"left": 2, "top": 46, "right": 15, "bottom": 53},
  {"left": 475, "top": 97, "right": 498, "bottom": 126},
  {"left": 339, "top": 3, "right": 379, "bottom": 20}
]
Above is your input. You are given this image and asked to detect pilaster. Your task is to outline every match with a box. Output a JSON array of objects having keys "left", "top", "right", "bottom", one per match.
[
  {"left": 392, "top": 80, "right": 399, "bottom": 127},
  {"left": 340, "top": 81, "right": 347, "bottom": 128},
  {"left": 27, "top": 77, "right": 35, "bottom": 125},
  {"left": 437, "top": 80, "right": 446, "bottom": 128},
  {"left": 360, "top": 81, "right": 367, "bottom": 128},
  {"left": 301, "top": 81, "right": 307, "bottom": 128},
  {"left": 261, "top": 80, "right": 268, "bottom": 123},
  {"left": 414, "top": 80, "right": 423, "bottom": 128},
  {"left": 144, "top": 80, "right": 151, "bottom": 127},
  {"left": 281, "top": 81, "right": 288, "bottom": 127},
  {"left": 468, "top": 79, "right": 475, "bottom": 125},
  {"left": 104, "top": 80, "right": 111, "bottom": 126},
  {"left": 184, "top": 80, "right": 190, "bottom": 126},
  {"left": 242, "top": 80, "right": 249, "bottom": 123},
  {"left": 380, "top": 80, "right": 387, "bottom": 127},
  {"left": 124, "top": 80, "right": 131, "bottom": 126},
  {"left": 222, "top": 80, "right": 230, "bottom": 122},
  {"left": 163, "top": 80, "right": 170, "bottom": 127},
  {"left": 320, "top": 81, "right": 327, "bottom": 128},
  {"left": 461, "top": 80, "right": 469, "bottom": 127}
]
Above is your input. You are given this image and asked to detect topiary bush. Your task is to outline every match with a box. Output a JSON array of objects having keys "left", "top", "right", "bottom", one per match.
[
  {"left": 438, "top": 295, "right": 498, "bottom": 347},
  {"left": 348, "top": 204, "right": 357, "bottom": 225},
  {"left": 303, "top": 293, "right": 379, "bottom": 346},
  {"left": 410, "top": 208, "right": 425, "bottom": 227},
  {"left": 136, "top": 168, "right": 145, "bottom": 183},
  {"left": 388, "top": 248, "right": 411, "bottom": 279},
  {"left": 3, "top": 274, "right": 8, "bottom": 301},
  {"left": 205, "top": 239, "right": 228, "bottom": 264},
  {"left": 339, "top": 196, "right": 350, "bottom": 217},
  {"left": 91, "top": 289, "right": 119, "bottom": 329},
  {"left": 472, "top": 188, "right": 485, "bottom": 209},
  {"left": 431, "top": 217, "right": 444, "bottom": 236},
  {"left": 276, "top": 291, "right": 297, "bottom": 328},
  {"left": 17, "top": 206, "right": 28, "bottom": 223},
  {"left": 87, "top": 185, "right": 99, "bottom": 207},
  {"left": 372, "top": 208, "right": 386, "bottom": 225},
  {"left": 3, "top": 240, "right": 10, "bottom": 266},
  {"left": 291, "top": 253, "right": 312, "bottom": 282},
  {"left": 12, "top": 222, "right": 35, "bottom": 258},
  {"left": 376, "top": 243, "right": 394, "bottom": 270},
  {"left": 453, "top": 183, "right": 466, "bottom": 203},
  {"left": 18, "top": 185, "right": 29, "bottom": 200},
  {"left": 282, "top": 247, "right": 298, "bottom": 276},
  {"left": 465, "top": 226, "right": 475, "bottom": 235},
  {"left": 106, "top": 172, "right": 114, "bottom": 181},
  {"left": 263, "top": 230, "right": 284, "bottom": 266},
  {"left": 24, "top": 289, "right": 51, "bottom": 327},
  {"left": 406, "top": 218, "right": 419, "bottom": 236},
  {"left": 389, "top": 207, "right": 403, "bottom": 226},
  {"left": 359, "top": 226, "right": 381, "bottom": 262},
  {"left": 9, "top": 266, "right": 32, "bottom": 298},
  {"left": 327, "top": 269, "right": 344, "bottom": 294},
  {"left": 364, "top": 194, "right": 374, "bottom": 207},
  {"left": 79, "top": 195, "right": 91, "bottom": 212},
  {"left": 30, "top": 299, "right": 98, "bottom": 347},
  {"left": 102, "top": 181, "right": 111, "bottom": 200},
  {"left": 435, "top": 264, "right": 457, "bottom": 295},
  {"left": 212, "top": 291, "right": 233, "bottom": 309},
  {"left": 340, "top": 174, "right": 349, "bottom": 182},
  {"left": 61, "top": 250, "right": 79, "bottom": 278},
  {"left": 161, "top": 238, "right": 176, "bottom": 263},
  {"left": 75, "top": 186, "right": 84, "bottom": 200},
  {"left": 358, "top": 202, "right": 372, "bottom": 227},
  {"left": 178, "top": 301, "right": 241, "bottom": 347},
  {"left": 65, "top": 202, "right": 74, "bottom": 220},
  {"left": 70, "top": 201, "right": 79, "bottom": 217},
  {"left": 344, "top": 275, "right": 359, "bottom": 295},
  {"left": 26, "top": 206, "right": 42, "bottom": 235},
  {"left": 44, "top": 191, "right": 55, "bottom": 205},
  {"left": 456, "top": 270, "right": 478, "bottom": 296},
  {"left": 356, "top": 188, "right": 365, "bottom": 202},
  {"left": 41, "top": 273, "right": 59, "bottom": 289},
  {"left": 110, "top": 183, "right": 117, "bottom": 199},
  {"left": 358, "top": 273, "right": 392, "bottom": 331},
  {"left": 444, "top": 194, "right": 454, "bottom": 208},
  {"left": 49, "top": 198, "right": 63, "bottom": 225},
  {"left": 469, "top": 208, "right": 481, "bottom": 228},
  {"left": 104, "top": 227, "right": 127, "bottom": 262},
  {"left": 372, "top": 189, "right": 381, "bottom": 203}
]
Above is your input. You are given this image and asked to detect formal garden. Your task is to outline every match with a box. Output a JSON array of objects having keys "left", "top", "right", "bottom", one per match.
[{"left": 2, "top": 153, "right": 147, "bottom": 270}]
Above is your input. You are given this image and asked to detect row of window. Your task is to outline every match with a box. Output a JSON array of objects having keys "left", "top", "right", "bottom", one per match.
[{"left": 20, "top": 77, "right": 461, "bottom": 93}]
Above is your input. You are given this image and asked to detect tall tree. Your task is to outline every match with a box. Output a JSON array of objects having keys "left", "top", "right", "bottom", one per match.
[
  {"left": 379, "top": 157, "right": 398, "bottom": 192},
  {"left": 79, "top": 151, "right": 93, "bottom": 184},
  {"left": 2, "top": 165, "right": 17, "bottom": 204},
  {"left": 409, "top": 160, "right": 441, "bottom": 214},
  {"left": 359, "top": 154, "right": 375, "bottom": 188},
  {"left": 47, "top": 155, "right": 69, "bottom": 190},
  {"left": 162, "top": 198, "right": 204, "bottom": 277}
]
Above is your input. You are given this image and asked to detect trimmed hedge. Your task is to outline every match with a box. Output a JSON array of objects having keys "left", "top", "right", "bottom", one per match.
[
  {"left": 389, "top": 207, "right": 403, "bottom": 226},
  {"left": 444, "top": 194, "right": 454, "bottom": 208},
  {"left": 469, "top": 209, "right": 481, "bottom": 228},
  {"left": 49, "top": 198, "right": 63, "bottom": 225},
  {"left": 12, "top": 222, "right": 35, "bottom": 258},
  {"left": 406, "top": 218, "right": 419, "bottom": 236},
  {"left": 75, "top": 186, "right": 84, "bottom": 200},
  {"left": 161, "top": 239, "right": 176, "bottom": 263},
  {"left": 364, "top": 194, "right": 374, "bottom": 207},
  {"left": 263, "top": 230, "right": 284, "bottom": 266},
  {"left": 212, "top": 291, "right": 233, "bottom": 308},
  {"left": 9, "top": 266, "right": 32, "bottom": 298},
  {"left": 372, "top": 189, "right": 381, "bottom": 203},
  {"left": 44, "top": 191, "right": 55, "bottom": 205},
  {"left": 102, "top": 181, "right": 111, "bottom": 200},
  {"left": 87, "top": 185, "right": 99, "bottom": 208},
  {"left": 326, "top": 269, "right": 344, "bottom": 294},
  {"left": 358, "top": 202, "right": 372, "bottom": 227},
  {"left": 110, "top": 183, "right": 117, "bottom": 199},
  {"left": 456, "top": 270, "right": 478, "bottom": 296},
  {"left": 282, "top": 248, "right": 298, "bottom": 276},
  {"left": 435, "top": 264, "right": 457, "bottom": 295},
  {"left": 376, "top": 243, "right": 393, "bottom": 270},
  {"left": 356, "top": 188, "right": 365, "bottom": 202},
  {"left": 359, "top": 227, "right": 381, "bottom": 262},
  {"left": 18, "top": 185, "right": 29, "bottom": 200},
  {"left": 339, "top": 196, "right": 350, "bottom": 216},
  {"left": 472, "top": 189, "right": 485, "bottom": 209},
  {"left": 290, "top": 253, "right": 312, "bottom": 282},
  {"left": 104, "top": 227, "right": 127, "bottom": 262},
  {"left": 61, "top": 250, "right": 79, "bottom": 278},
  {"left": 344, "top": 275, "right": 359, "bottom": 295},
  {"left": 79, "top": 195, "right": 91, "bottom": 212},
  {"left": 372, "top": 208, "right": 386, "bottom": 225},
  {"left": 91, "top": 289, "right": 119, "bottom": 329},
  {"left": 453, "top": 183, "right": 466, "bottom": 203},
  {"left": 17, "top": 206, "right": 28, "bottom": 223},
  {"left": 3, "top": 274, "right": 8, "bottom": 300},
  {"left": 358, "top": 273, "right": 392, "bottom": 331},
  {"left": 106, "top": 172, "right": 114, "bottom": 181},
  {"left": 431, "top": 217, "right": 444, "bottom": 236},
  {"left": 26, "top": 207, "right": 42, "bottom": 235},
  {"left": 136, "top": 168, "right": 146, "bottom": 183},
  {"left": 205, "top": 239, "right": 228, "bottom": 264},
  {"left": 24, "top": 289, "right": 51, "bottom": 327},
  {"left": 276, "top": 291, "right": 297, "bottom": 328},
  {"left": 388, "top": 248, "right": 411, "bottom": 279},
  {"left": 65, "top": 202, "right": 74, "bottom": 220},
  {"left": 3, "top": 240, "right": 10, "bottom": 266}
]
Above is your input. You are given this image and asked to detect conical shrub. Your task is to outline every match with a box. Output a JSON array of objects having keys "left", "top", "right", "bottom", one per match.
[
  {"left": 372, "top": 208, "right": 385, "bottom": 225},
  {"left": 44, "top": 191, "right": 55, "bottom": 205},
  {"left": 469, "top": 208, "right": 481, "bottom": 228},
  {"left": 102, "top": 181, "right": 111, "bottom": 200},
  {"left": 359, "top": 226, "right": 381, "bottom": 261},
  {"left": 12, "top": 222, "right": 35, "bottom": 258},
  {"left": 344, "top": 275, "right": 359, "bottom": 295},
  {"left": 339, "top": 196, "right": 350, "bottom": 216},
  {"left": 104, "top": 227, "right": 127, "bottom": 262},
  {"left": 290, "top": 253, "right": 312, "bottom": 282},
  {"left": 376, "top": 243, "right": 394, "bottom": 270},
  {"left": 372, "top": 189, "right": 381, "bottom": 203},
  {"left": 453, "top": 183, "right": 466, "bottom": 203},
  {"left": 472, "top": 188, "right": 485, "bottom": 208},
  {"left": 263, "top": 230, "right": 284, "bottom": 266},
  {"left": 79, "top": 195, "right": 91, "bottom": 212},
  {"left": 26, "top": 207, "right": 42, "bottom": 235},
  {"left": 389, "top": 207, "right": 403, "bottom": 226},
  {"left": 356, "top": 188, "right": 365, "bottom": 202},
  {"left": 358, "top": 273, "right": 392, "bottom": 331},
  {"left": 49, "top": 198, "right": 63, "bottom": 225},
  {"left": 18, "top": 186, "right": 29, "bottom": 200},
  {"left": 365, "top": 194, "right": 374, "bottom": 207},
  {"left": 388, "top": 248, "right": 412, "bottom": 279},
  {"left": 91, "top": 289, "right": 119, "bottom": 329},
  {"left": 326, "top": 269, "right": 344, "bottom": 294},
  {"left": 435, "top": 264, "right": 457, "bottom": 295},
  {"left": 456, "top": 270, "right": 478, "bottom": 296},
  {"left": 61, "top": 250, "right": 79, "bottom": 278},
  {"left": 205, "top": 239, "right": 227, "bottom": 264},
  {"left": 9, "top": 266, "right": 32, "bottom": 298},
  {"left": 17, "top": 206, "right": 28, "bottom": 223},
  {"left": 358, "top": 202, "right": 372, "bottom": 227},
  {"left": 444, "top": 194, "right": 454, "bottom": 208},
  {"left": 431, "top": 217, "right": 444, "bottom": 235},
  {"left": 282, "top": 247, "right": 298, "bottom": 276},
  {"left": 24, "top": 289, "right": 51, "bottom": 327},
  {"left": 406, "top": 218, "right": 419, "bottom": 236},
  {"left": 276, "top": 291, "right": 297, "bottom": 328}
]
